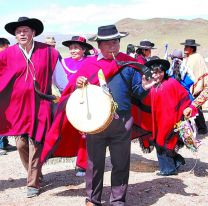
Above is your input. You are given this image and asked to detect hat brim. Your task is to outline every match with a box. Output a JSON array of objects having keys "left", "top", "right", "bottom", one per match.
[
  {"left": 89, "top": 32, "right": 128, "bottom": 42},
  {"left": 145, "top": 59, "right": 170, "bottom": 71},
  {"left": 135, "top": 46, "right": 156, "bottom": 50},
  {"left": 5, "top": 18, "right": 43, "bottom": 36},
  {"left": 62, "top": 40, "right": 93, "bottom": 50},
  {"left": 180, "top": 42, "right": 200, "bottom": 47}
]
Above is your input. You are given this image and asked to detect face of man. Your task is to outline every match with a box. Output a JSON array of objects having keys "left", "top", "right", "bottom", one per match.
[
  {"left": 98, "top": 39, "right": 120, "bottom": 59},
  {"left": 142, "top": 49, "right": 151, "bottom": 58},
  {"left": 15, "top": 26, "right": 35, "bottom": 49},
  {"left": 184, "top": 46, "right": 194, "bottom": 57}
]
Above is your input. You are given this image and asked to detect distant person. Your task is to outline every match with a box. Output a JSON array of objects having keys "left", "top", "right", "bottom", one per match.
[
  {"left": 168, "top": 49, "right": 195, "bottom": 100},
  {"left": 61, "top": 35, "right": 94, "bottom": 177},
  {"left": 45, "top": 36, "right": 56, "bottom": 47},
  {"left": 0, "top": 37, "right": 10, "bottom": 52},
  {"left": 0, "top": 37, "right": 11, "bottom": 155},
  {"left": 181, "top": 39, "right": 208, "bottom": 134},
  {"left": 0, "top": 16, "right": 68, "bottom": 198},
  {"left": 135, "top": 40, "right": 156, "bottom": 64},
  {"left": 126, "top": 43, "right": 136, "bottom": 58}
]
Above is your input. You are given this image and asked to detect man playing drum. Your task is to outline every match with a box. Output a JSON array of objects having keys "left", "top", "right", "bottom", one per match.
[{"left": 41, "top": 24, "right": 157, "bottom": 206}]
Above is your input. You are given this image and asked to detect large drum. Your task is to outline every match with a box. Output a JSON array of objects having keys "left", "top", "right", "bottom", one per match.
[{"left": 66, "top": 84, "right": 115, "bottom": 134}]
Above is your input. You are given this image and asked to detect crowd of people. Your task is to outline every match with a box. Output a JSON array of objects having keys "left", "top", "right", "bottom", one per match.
[{"left": 1, "top": 16, "right": 208, "bottom": 206}]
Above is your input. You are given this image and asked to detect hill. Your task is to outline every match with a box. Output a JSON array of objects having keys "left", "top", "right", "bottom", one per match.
[
  {"left": 6, "top": 18, "right": 208, "bottom": 58},
  {"left": 115, "top": 18, "right": 208, "bottom": 57}
]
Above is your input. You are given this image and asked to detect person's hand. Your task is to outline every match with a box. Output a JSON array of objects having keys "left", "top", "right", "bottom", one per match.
[
  {"left": 76, "top": 76, "right": 88, "bottom": 88},
  {"left": 141, "top": 75, "right": 157, "bottom": 90},
  {"left": 183, "top": 107, "right": 192, "bottom": 119}
]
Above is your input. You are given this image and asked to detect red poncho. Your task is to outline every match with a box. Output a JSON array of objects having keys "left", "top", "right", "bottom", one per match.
[
  {"left": 40, "top": 52, "right": 140, "bottom": 163},
  {"left": 0, "top": 42, "right": 59, "bottom": 142},
  {"left": 150, "top": 78, "right": 191, "bottom": 152}
]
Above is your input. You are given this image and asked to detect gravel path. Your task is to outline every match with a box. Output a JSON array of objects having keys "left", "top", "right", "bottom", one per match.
[{"left": 1, "top": 114, "right": 208, "bottom": 206}]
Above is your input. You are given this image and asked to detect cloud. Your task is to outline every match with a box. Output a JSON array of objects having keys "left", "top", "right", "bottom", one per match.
[{"left": 1, "top": 0, "right": 208, "bottom": 36}]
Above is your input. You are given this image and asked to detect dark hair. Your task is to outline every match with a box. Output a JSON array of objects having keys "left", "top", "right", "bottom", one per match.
[
  {"left": 126, "top": 44, "right": 135, "bottom": 54},
  {"left": 97, "top": 38, "right": 120, "bottom": 46},
  {"left": 0, "top": 38, "right": 10, "bottom": 46},
  {"left": 172, "top": 59, "right": 182, "bottom": 82},
  {"left": 191, "top": 46, "right": 197, "bottom": 53},
  {"left": 151, "top": 63, "right": 169, "bottom": 80},
  {"left": 135, "top": 48, "right": 143, "bottom": 55}
]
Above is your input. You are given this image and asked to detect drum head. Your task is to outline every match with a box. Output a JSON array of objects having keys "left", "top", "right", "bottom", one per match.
[{"left": 66, "top": 84, "right": 113, "bottom": 133}]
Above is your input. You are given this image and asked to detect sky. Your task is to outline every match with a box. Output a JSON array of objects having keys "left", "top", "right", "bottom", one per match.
[{"left": 1, "top": 0, "right": 208, "bottom": 37}]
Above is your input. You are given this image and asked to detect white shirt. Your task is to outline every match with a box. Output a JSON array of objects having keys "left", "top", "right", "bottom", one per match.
[{"left": 19, "top": 42, "right": 68, "bottom": 92}]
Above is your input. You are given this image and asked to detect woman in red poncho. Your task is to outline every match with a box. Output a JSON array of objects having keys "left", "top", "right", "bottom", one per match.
[{"left": 145, "top": 58, "right": 191, "bottom": 176}]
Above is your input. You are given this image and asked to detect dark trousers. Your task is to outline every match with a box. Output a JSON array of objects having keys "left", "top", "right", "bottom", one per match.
[
  {"left": 0, "top": 136, "right": 8, "bottom": 149},
  {"left": 195, "top": 108, "right": 207, "bottom": 133},
  {"left": 86, "top": 113, "right": 133, "bottom": 206}
]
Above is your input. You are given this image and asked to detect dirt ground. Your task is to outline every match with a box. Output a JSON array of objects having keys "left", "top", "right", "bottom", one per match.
[{"left": 1, "top": 113, "right": 208, "bottom": 206}]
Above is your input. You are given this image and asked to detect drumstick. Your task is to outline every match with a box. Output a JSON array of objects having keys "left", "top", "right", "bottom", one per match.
[
  {"left": 80, "top": 82, "right": 85, "bottom": 104},
  {"left": 85, "top": 85, "right": 91, "bottom": 120},
  {"left": 112, "top": 52, "right": 115, "bottom": 59}
]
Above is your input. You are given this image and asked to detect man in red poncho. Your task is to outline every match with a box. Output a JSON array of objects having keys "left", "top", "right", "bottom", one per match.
[
  {"left": 0, "top": 17, "right": 67, "bottom": 197},
  {"left": 41, "top": 25, "right": 157, "bottom": 206}
]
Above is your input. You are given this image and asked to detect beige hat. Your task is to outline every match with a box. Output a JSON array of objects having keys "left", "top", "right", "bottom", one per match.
[{"left": 45, "top": 36, "right": 56, "bottom": 46}]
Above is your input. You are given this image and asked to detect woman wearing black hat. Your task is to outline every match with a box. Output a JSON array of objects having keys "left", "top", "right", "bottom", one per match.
[
  {"left": 61, "top": 36, "right": 95, "bottom": 177},
  {"left": 135, "top": 40, "right": 156, "bottom": 64},
  {"left": 142, "top": 57, "right": 191, "bottom": 176},
  {"left": 62, "top": 36, "right": 95, "bottom": 81}
]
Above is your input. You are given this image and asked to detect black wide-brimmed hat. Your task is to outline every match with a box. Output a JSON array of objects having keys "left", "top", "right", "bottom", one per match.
[
  {"left": 180, "top": 39, "right": 200, "bottom": 47},
  {"left": 5, "top": 17, "right": 44, "bottom": 36},
  {"left": 62, "top": 36, "right": 93, "bottom": 50},
  {"left": 145, "top": 57, "right": 170, "bottom": 71},
  {"left": 89, "top": 24, "right": 128, "bottom": 41},
  {"left": 135, "top": 40, "right": 156, "bottom": 50}
]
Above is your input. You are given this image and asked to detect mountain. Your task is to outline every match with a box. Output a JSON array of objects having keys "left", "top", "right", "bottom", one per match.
[
  {"left": 6, "top": 18, "right": 208, "bottom": 58},
  {"left": 115, "top": 18, "right": 208, "bottom": 57}
]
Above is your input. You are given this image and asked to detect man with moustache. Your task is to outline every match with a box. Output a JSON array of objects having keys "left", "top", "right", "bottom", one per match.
[{"left": 0, "top": 17, "right": 67, "bottom": 197}]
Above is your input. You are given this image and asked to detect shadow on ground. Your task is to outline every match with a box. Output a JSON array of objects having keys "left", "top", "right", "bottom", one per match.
[{"left": 54, "top": 177, "right": 197, "bottom": 206}]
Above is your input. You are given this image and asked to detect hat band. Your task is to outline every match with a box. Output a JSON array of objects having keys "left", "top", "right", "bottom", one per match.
[{"left": 97, "top": 32, "right": 122, "bottom": 40}]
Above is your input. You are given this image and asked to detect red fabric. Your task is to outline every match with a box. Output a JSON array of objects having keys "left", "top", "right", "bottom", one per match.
[
  {"left": 137, "top": 55, "right": 147, "bottom": 65},
  {"left": 150, "top": 78, "right": 191, "bottom": 150},
  {"left": 40, "top": 52, "right": 138, "bottom": 164},
  {"left": 0, "top": 42, "right": 59, "bottom": 142},
  {"left": 131, "top": 54, "right": 152, "bottom": 146},
  {"left": 76, "top": 136, "right": 87, "bottom": 169},
  {"left": 190, "top": 104, "right": 198, "bottom": 117}
]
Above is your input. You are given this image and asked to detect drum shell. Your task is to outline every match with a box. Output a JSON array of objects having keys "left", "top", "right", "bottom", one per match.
[{"left": 66, "top": 84, "right": 114, "bottom": 134}]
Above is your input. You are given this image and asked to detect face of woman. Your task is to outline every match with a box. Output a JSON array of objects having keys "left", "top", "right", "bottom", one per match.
[
  {"left": 69, "top": 43, "right": 85, "bottom": 60},
  {"left": 152, "top": 67, "right": 165, "bottom": 84}
]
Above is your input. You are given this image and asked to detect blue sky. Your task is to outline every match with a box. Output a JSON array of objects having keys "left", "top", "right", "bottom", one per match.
[{"left": 1, "top": 0, "right": 208, "bottom": 37}]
